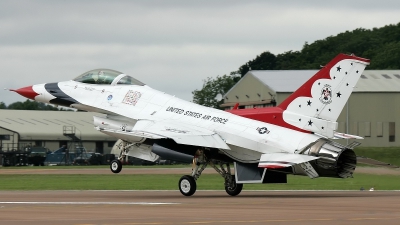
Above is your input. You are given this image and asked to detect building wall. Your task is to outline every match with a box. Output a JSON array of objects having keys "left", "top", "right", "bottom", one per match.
[
  {"left": 0, "top": 127, "right": 19, "bottom": 151},
  {"left": 275, "top": 93, "right": 290, "bottom": 106},
  {"left": 16, "top": 140, "right": 116, "bottom": 154},
  {"left": 335, "top": 92, "right": 400, "bottom": 147},
  {"left": 224, "top": 74, "right": 276, "bottom": 107}
]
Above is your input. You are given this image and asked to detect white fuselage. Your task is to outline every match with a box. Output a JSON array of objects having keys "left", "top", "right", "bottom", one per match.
[{"left": 34, "top": 80, "right": 321, "bottom": 163}]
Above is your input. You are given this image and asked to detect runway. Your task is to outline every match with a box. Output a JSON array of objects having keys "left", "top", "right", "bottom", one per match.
[{"left": 1, "top": 190, "right": 400, "bottom": 225}]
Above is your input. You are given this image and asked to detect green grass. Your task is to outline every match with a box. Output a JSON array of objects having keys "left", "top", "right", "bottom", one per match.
[
  {"left": 0, "top": 164, "right": 191, "bottom": 170},
  {"left": 354, "top": 147, "right": 400, "bottom": 166},
  {"left": 1, "top": 147, "right": 399, "bottom": 191},
  {"left": 0, "top": 173, "right": 399, "bottom": 191}
]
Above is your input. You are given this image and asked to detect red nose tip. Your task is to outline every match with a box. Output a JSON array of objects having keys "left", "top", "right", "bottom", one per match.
[{"left": 11, "top": 86, "right": 39, "bottom": 100}]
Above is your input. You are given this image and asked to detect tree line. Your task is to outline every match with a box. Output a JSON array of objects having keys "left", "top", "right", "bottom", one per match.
[{"left": 193, "top": 22, "right": 400, "bottom": 109}]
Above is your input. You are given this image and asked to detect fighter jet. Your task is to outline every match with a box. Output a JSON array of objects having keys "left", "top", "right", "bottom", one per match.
[{"left": 11, "top": 53, "right": 370, "bottom": 196}]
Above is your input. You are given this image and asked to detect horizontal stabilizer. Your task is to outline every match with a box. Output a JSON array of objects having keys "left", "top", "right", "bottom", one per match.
[
  {"left": 334, "top": 132, "right": 363, "bottom": 139},
  {"left": 258, "top": 153, "right": 318, "bottom": 169}
]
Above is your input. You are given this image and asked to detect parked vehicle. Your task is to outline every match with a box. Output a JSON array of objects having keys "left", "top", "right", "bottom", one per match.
[
  {"left": 28, "top": 147, "right": 50, "bottom": 166},
  {"left": 73, "top": 152, "right": 103, "bottom": 165}
]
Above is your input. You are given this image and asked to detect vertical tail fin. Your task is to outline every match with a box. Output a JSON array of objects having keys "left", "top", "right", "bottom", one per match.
[{"left": 279, "top": 54, "right": 370, "bottom": 137}]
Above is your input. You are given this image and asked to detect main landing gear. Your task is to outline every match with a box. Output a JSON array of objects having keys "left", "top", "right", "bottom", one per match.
[
  {"left": 178, "top": 149, "right": 243, "bottom": 197},
  {"left": 110, "top": 140, "right": 136, "bottom": 174}
]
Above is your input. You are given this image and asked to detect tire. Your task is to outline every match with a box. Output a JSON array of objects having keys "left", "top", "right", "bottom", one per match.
[
  {"left": 225, "top": 175, "right": 243, "bottom": 196},
  {"left": 179, "top": 175, "right": 196, "bottom": 196},
  {"left": 110, "top": 159, "right": 122, "bottom": 173}
]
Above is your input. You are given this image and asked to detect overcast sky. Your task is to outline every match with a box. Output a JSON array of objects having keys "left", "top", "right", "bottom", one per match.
[{"left": 1, "top": 0, "right": 399, "bottom": 105}]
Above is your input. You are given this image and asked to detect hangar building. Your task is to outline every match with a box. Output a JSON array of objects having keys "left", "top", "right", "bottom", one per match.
[
  {"left": 0, "top": 110, "right": 117, "bottom": 153},
  {"left": 222, "top": 70, "right": 400, "bottom": 147}
]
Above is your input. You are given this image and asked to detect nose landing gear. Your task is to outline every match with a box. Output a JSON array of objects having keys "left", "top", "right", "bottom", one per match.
[
  {"left": 110, "top": 159, "right": 122, "bottom": 173},
  {"left": 110, "top": 140, "right": 136, "bottom": 174}
]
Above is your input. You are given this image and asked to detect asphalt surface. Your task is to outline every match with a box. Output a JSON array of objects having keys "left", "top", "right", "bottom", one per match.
[
  {"left": 1, "top": 190, "right": 400, "bottom": 225},
  {"left": 1, "top": 167, "right": 400, "bottom": 225}
]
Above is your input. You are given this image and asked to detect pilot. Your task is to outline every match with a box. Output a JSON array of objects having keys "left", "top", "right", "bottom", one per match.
[
  {"left": 96, "top": 70, "right": 110, "bottom": 84},
  {"left": 97, "top": 70, "right": 105, "bottom": 84},
  {"left": 92, "top": 74, "right": 99, "bottom": 84}
]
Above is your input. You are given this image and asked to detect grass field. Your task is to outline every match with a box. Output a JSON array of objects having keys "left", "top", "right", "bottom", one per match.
[
  {"left": 0, "top": 173, "right": 399, "bottom": 191},
  {"left": 354, "top": 147, "right": 400, "bottom": 166},
  {"left": 0, "top": 147, "right": 399, "bottom": 191}
]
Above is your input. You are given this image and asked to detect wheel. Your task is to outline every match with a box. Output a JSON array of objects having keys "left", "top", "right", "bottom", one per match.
[
  {"left": 110, "top": 159, "right": 122, "bottom": 173},
  {"left": 225, "top": 175, "right": 243, "bottom": 196},
  {"left": 179, "top": 175, "right": 196, "bottom": 196}
]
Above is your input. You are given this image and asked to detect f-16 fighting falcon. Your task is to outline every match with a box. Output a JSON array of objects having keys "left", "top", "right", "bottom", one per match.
[{"left": 11, "top": 53, "right": 370, "bottom": 196}]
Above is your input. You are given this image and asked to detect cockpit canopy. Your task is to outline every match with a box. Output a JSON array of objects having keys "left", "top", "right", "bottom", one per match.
[{"left": 73, "top": 69, "right": 145, "bottom": 86}]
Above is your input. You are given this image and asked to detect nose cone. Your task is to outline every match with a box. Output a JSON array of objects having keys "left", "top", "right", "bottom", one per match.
[{"left": 11, "top": 85, "right": 39, "bottom": 100}]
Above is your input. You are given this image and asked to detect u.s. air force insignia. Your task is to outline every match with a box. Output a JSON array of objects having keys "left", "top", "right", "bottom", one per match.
[
  {"left": 319, "top": 84, "right": 332, "bottom": 104},
  {"left": 257, "top": 127, "right": 270, "bottom": 134}
]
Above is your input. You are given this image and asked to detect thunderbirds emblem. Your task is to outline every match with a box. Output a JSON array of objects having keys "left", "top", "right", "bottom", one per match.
[{"left": 319, "top": 84, "right": 332, "bottom": 104}]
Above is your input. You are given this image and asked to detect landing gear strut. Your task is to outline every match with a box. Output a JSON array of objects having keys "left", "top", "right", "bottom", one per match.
[
  {"left": 110, "top": 140, "right": 136, "bottom": 174},
  {"left": 178, "top": 149, "right": 243, "bottom": 196}
]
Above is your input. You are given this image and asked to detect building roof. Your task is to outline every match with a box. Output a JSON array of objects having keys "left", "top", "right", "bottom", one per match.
[
  {"left": 249, "top": 70, "right": 400, "bottom": 93},
  {"left": 0, "top": 110, "right": 115, "bottom": 141}
]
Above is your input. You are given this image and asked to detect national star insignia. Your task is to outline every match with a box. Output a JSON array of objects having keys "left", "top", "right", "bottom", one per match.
[
  {"left": 307, "top": 100, "right": 312, "bottom": 106},
  {"left": 336, "top": 92, "right": 342, "bottom": 98},
  {"left": 308, "top": 120, "right": 313, "bottom": 126},
  {"left": 336, "top": 66, "right": 341, "bottom": 72},
  {"left": 258, "top": 127, "right": 268, "bottom": 134}
]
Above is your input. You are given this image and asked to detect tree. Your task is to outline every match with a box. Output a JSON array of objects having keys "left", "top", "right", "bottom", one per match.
[
  {"left": 192, "top": 75, "right": 240, "bottom": 109},
  {"left": 233, "top": 51, "right": 277, "bottom": 77},
  {"left": 0, "top": 102, "right": 6, "bottom": 109}
]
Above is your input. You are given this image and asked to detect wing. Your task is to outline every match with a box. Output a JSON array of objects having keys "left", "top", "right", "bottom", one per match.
[
  {"left": 131, "top": 120, "right": 230, "bottom": 149},
  {"left": 94, "top": 116, "right": 230, "bottom": 150}
]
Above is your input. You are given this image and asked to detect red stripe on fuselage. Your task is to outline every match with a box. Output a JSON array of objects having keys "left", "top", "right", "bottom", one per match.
[
  {"left": 258, "top": 165, "right": 285, "bottom": 169},
  {"left": 228, "top": 107, "right": 311, "bottom": 133}
]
